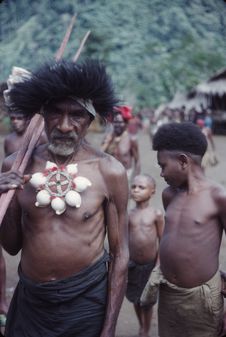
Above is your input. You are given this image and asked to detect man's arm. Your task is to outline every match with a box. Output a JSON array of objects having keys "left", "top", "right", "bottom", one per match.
[
  {"left": 100, "top": 157, "right": 129, "bottom": 337},
  {"left": 101, "top": 131, "right": 114, "bottom": 152},
  {"left": 131, "top": 138, "right": 141, "bottom": 177}
]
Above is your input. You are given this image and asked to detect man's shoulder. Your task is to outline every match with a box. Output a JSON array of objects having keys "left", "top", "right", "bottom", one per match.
[
  {"left": 99, "top": 151, "right": 126, "bottom": 176},
  {"left": 4, "top": 132, "right": 17, "bottom": 143},
  {"left": 2, "top": 152, "right": 18, "bottom": 171}
]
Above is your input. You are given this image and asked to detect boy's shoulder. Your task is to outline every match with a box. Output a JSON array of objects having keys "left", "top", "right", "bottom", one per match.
[
  {"left": 162, "top": 186, "right": 177, "bottom": 209},
  {"left": 208, "top": 180, "right": 226, "bottom": 204}
]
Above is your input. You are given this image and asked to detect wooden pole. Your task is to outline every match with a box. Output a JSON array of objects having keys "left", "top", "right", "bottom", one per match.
[
  {"left": 55, "top": 15, "right": 76, "bottom": 61},
  {"left": 72, "top": 30, "right": 91, "bottom": 63}
]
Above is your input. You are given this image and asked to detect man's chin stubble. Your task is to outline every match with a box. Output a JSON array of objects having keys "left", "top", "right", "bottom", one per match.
[{"left": 48, "top": 143, "right": 75, "bottom": 157}]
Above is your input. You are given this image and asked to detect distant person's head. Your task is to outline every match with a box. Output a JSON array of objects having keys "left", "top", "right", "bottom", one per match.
[
  {"left": 113, "top": 105, "right": 132, "bottom": 136},
  {"left": 152, "top": 122, "right": 207, "bottom": 187},
  {"left": 196, "top": 118, "right": 205, "bottom": 129},
  {"left": 130, "top": 174, "right": 156, "bottom": 203},
  {"left": 8, "top": 110, "right": 30, "bottom": 135}
]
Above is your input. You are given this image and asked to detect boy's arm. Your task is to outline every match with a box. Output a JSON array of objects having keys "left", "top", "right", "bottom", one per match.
[
  {"left": 155, "top": 210, "right": 164, "bottom": 241},
  {"left": 214, "top": 185, "right": 226, "bottom": 336},
  {"left": 154, "top": 210, "right": 164, "bottom": 265},
  {"left": 162, "top": 186, "right": 176, "bottom": 210}
]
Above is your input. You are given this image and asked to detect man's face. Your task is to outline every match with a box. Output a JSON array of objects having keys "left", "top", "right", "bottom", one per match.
[
  {"left": 157, "top": 150, "right": 187, "bottom": 188},
  {"left": 130, "top": 175, "right": 155, "bottom": 203},
  {"left": 10, "top": 113, "right": 29, "bottom": 134},
  {"left": 113, "top": 114, "right": 126, "bottom": 136},
  {"left": 43, "top": 98, "right": 92, "bottom": 157}
]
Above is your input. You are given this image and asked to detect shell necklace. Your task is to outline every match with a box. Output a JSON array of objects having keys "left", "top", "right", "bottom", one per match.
[{"left": 30, "top": 161, "right": 92, "bottom": 215}]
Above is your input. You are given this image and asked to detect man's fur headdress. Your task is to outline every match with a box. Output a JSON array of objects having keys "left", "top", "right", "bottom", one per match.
[{"left": 6, "top": 59, "right": 118, "bottom": 120}]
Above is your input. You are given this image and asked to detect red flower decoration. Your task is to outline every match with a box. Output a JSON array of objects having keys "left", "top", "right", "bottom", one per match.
[{"left": 114, "top": 105, "right": 133, "bottom": 120}]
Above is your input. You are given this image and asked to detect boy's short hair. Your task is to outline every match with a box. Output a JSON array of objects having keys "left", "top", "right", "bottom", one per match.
[
  {"left": 143, "top": 174, "right": 156, "bottom": 188},
  {"left": 152, "top": 122, "right": 207, "bottom": 157}
]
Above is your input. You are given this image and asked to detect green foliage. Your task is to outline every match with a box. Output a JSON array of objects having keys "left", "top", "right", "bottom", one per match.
[{"left": 0, "top": 0, "right": 226, "bottom": 108}]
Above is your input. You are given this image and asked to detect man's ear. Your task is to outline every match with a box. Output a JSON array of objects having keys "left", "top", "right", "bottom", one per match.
[{"left": 178, "top": 153, "right": 189, "bottom": 169}]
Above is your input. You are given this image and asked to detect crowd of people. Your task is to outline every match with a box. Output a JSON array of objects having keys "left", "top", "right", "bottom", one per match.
[{"left": 0, "top": 58, "right": 224, "bottom": 337}]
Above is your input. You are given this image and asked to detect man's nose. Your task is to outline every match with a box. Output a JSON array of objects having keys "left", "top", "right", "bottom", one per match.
[{"left": 57, "top": 115, "right": 73, "bottom": 133}]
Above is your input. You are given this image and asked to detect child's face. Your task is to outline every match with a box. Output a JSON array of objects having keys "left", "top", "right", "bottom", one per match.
[
  {"left": 130, "top": 176, "right": 154, "bottom": 203},
  {"left": 157, "top": 150, "right": 187, "bottom": 188}
]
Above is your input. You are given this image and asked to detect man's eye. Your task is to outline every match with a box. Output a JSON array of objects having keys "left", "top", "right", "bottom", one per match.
[{"left": 70, "top": 114, "right": 82, "bottom": 120}]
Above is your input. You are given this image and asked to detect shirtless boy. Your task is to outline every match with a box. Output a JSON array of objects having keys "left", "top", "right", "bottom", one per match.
[
  {"left": 0, "top": 59, "right": 129, "bottom": 337},
  {"left": 126, "top": 174, "right": 164, "bottom": 337},
  {"left": 101, "top": 106, "right": 141, "bottom": 182},
  {"left": 146, "top": 122, "right": 226, "bottom": 337}
]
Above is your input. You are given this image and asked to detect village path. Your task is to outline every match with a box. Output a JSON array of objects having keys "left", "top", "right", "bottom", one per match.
[{"left": 0, "top": 129, "right": 226, "bottom": 337}]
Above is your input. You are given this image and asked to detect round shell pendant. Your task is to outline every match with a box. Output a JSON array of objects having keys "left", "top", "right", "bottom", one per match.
[{"left": 31, "top": 161, "right": 92, "bottom": 215}]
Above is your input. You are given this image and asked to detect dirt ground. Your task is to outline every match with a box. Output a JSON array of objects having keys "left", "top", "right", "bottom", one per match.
[{"left": 0, "top": 129, "right": 226, "bottom": 337}]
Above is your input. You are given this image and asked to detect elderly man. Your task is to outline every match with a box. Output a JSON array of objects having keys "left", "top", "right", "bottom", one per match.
[{"left": 0, "top": 59, "right": 129, "bottom": 337}]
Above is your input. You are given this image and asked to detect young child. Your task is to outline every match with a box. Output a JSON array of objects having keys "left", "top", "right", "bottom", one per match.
[
  {"left": 126, "top": 174, "right": 164, "bottom": 337},
  {"left": 142, "top": 122, "right": 226, "bottom": 337}
]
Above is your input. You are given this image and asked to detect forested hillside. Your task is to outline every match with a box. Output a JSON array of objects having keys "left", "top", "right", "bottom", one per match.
[{"left": 0, "top": 0, "right": 226, "bottom": 109}]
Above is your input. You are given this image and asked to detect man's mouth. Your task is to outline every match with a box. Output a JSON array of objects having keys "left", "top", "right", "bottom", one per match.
[{"left": 53, "top": 136, "right": 75, "bottom": 142}]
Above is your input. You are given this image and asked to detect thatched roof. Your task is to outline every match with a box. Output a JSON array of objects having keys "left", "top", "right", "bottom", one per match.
[
  {"left": 194, "top": 79, "right": 226, "bottom": 96},
  {"left": 189, "top": 68, "right": 226, "bottom": 97}
]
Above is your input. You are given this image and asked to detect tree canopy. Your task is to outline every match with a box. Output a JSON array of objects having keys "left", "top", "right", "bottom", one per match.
[{"left": 0, "top": 0, "right": 226, "bottom": 110}]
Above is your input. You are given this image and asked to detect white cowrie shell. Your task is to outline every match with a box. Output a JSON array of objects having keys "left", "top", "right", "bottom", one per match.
[
  {"left": 35, "top": 190, "right": 51, "bottom": 207},
  {"left": 73, "top": 176, "right": 92, "bottom": 193},
  {"left": 51, "top": 197, "right": 66, "bottom": 215},
  {"left": 66, "top": 164, "right": 78, "bottom": 175},
  {"left": 45, "top": 161, "right": 58, "bottom": 170},
  {"left": 30, "top": 173, "right": 47, "bottom": 189},
  {"left": 65, "top": 190, "right": 82, "bottom": 208}
]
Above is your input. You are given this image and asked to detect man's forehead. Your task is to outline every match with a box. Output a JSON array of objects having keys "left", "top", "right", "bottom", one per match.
[
  {"left": 9, "top": 112, "right": 27, "bottom": 119},
  {"left": 47, "top": 98, "right": 84, "bottom": 109}
]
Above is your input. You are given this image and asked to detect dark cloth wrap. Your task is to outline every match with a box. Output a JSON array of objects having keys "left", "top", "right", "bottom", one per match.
[
  {"left": 5, "top": 251, "right": 109, "bottom": 337},
  {"left": 126, "top": 260, "right": 156, "bottom": 305}
]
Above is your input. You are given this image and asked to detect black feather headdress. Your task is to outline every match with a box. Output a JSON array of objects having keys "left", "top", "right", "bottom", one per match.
[{"left": 7, "top": 59, "right": 118, "bottom": 120}]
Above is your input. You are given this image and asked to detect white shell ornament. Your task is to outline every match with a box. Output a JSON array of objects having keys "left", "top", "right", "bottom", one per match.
[
  {"left": 31, "top": 161, "right": 91, "bottom": 215},
  {"left": 35, "top": 190, "right": 51, "bottom": 207},
  {"left": 66, "top": 164, "right": 78, "bottom": 175},
  {"left": 73, "top": 176, "right": 92, "bottom": 192},
  {"left": 65, "top": 190, "right": 81, "bottom": 208},
  {"left": 51, "top": 197, "right": 66, "bottom": 215},
  {"left": 30, "top": 173, "right": 47, "bottom": 189},
  {"left": 45, "top": 161, "right": 58, "bottom": 170}
]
